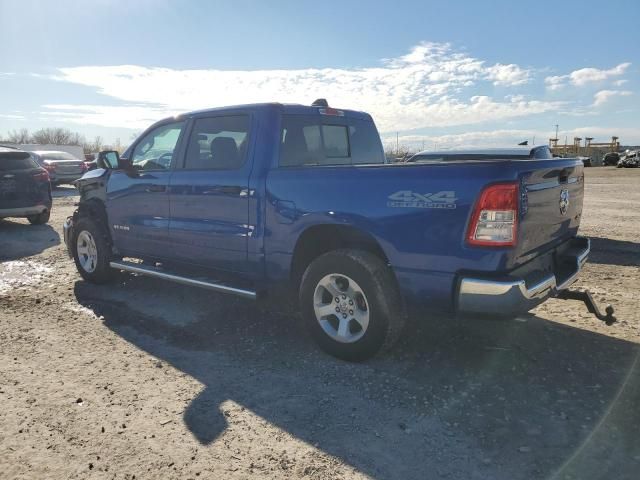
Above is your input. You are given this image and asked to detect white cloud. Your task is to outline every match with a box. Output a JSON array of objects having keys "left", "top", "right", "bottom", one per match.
[
  {"left": 571, "top": 63, "right": 631, "bottom": 86},
  {"left": 0, "top": 113, "right": 24, "bottom": 120},
  {"left": 40, "top": 104, "right": 178, "bottom": 129},
  {"left": 545, "top": 62, "right": 631, "bottom": 90},
  {"left": 383, "top": 126, "right": 640, "bottom": 151},
  {"left": 544, "top": 75, "right": 568, "bottom": 91},
  {"left": 592, "top": 89, "right": 633, "bottom": 107},
  {"left": 46, "top": 43, "right": 551, "bottom": 133},
  {"left": 485, "top": 64, "right": 530, "bottom": 86}
]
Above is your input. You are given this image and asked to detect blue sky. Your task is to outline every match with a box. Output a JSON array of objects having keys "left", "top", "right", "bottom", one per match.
[{"left": 1, "top": 0, "right": 638, "bottom": 149}]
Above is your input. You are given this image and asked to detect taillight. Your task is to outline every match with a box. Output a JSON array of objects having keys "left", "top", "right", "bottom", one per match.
[
  {"left": 466, "top": 182, "right": 519, "bottom": 247},
  {"left": 32, "top": 170, "right": 50, "bottom": 182}
]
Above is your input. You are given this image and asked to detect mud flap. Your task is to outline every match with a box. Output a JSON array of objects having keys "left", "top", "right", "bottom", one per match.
[{"left": 556, "top": 289, "right": 616, "bottom": 325}]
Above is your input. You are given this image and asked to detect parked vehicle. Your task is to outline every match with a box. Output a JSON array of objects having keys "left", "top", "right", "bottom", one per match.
[
  {"left": 29, "top": 150, "right": 87, "bottom": 185},
  {"left": 64, "top": 100, "right": 595, "bottom": 360},
  {"left": 602, "top": 152, "right": 620, "bottom": 166},
  {"left": 617, "top": 150, "right": 639, "bottom": 168},
  {"left": 408, "top": 145, "right": 554, "bottom": 162},
  {"left": 577, "top": 156, "right": 592, "bottom": 167},
  {"left": 0, "top": 147, "right": 52, "bottom": 224}
]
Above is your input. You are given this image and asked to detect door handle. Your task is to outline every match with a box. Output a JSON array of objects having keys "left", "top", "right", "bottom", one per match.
[{"left": 145, "top": 184, "right": 166, "bottom": 193}]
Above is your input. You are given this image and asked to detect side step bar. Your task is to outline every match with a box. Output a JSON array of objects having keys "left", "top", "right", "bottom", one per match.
[{"left": 109, "top": 261, "right": 257, "bottom": 300}]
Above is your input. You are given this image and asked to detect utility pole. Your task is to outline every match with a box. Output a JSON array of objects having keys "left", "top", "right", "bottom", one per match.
[
  {"left": 554, "top": 124, "right": 559, "bottom": 141},
  {"left": 396, "top": 132, "right": 399, "bottom": 155}
]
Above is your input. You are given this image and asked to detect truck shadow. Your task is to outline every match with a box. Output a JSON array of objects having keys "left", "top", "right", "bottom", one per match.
[
  {"left": 587, "top": 236, "right": 640, "bottom": 267},
  {"left": 0, "top": 219, "right": 60, "bottom": 261},
  {"left": 74, "top": 278, "right": 640, "bottom": 480}
]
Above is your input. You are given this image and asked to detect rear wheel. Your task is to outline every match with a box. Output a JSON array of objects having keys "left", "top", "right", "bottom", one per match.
[
  {"left": 72, "top": 217, "right": 114, "bottom": 283},
  {"left": 299, "top": 249, "right": 405, "bottom": 361},
  {"left": 27, "top": 210, "right": 50, "bottom": 225}
]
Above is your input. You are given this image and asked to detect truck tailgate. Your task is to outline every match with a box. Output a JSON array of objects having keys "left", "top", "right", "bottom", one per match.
[{"left": 515, "top": 159, "right": 584, "bottom": 265}]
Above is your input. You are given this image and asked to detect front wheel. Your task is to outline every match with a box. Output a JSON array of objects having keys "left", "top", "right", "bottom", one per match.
[
  {"left": 72, "top": 217, "right": 114, "bottom": 283},
  {"left": 299, "top": 250, "right": 405, "bottom": 361}
]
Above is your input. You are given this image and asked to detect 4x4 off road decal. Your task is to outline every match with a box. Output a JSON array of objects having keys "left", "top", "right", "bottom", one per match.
[{"left": 387, "top": 190, "right": 457, "bottom": 209}]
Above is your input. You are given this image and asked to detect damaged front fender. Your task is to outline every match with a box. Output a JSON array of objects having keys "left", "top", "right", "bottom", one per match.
[{"left": 74, "top": 168, "right": 110, "bottom": 202}]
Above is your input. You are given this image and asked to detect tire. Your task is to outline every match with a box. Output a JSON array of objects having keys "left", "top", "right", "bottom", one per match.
[
  {"left": 27, "top": 210, "right": 50, "bottom": 225},
  {"left": 299, "top": 249, "right": 405, "bottom": 361},
  {"left": 72, "top": 217, "right": 114, "bottom": 283}
]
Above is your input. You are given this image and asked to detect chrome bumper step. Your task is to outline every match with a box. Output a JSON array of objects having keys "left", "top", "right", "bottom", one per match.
[
  {"left": 109, "top": 260, "right": 257, "bottom": 300},
  {"left": 456, "top": 236, "right": 591, "bottom": 316}
]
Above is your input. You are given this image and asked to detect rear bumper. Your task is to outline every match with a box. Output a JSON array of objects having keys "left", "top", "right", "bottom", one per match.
[
  {"left": 456, "top": 236, "right": 589, "bottom": 316},
  {"left": 0, "top": 204, "right": 49, "bottom": 218}
]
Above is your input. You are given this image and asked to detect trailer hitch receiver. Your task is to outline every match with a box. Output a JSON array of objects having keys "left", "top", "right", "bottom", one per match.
[{"left": 556, "top": 289, "right": 616, "bottom": 325}]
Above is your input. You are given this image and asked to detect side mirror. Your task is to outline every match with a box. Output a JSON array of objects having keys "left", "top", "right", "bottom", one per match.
[{"left": 97, "top": 150, "right": 120, "bottom": 169}]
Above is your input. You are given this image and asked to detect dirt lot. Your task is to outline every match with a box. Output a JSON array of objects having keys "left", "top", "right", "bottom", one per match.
[{"left": 1, "top": 167, "right": 638, "bottom": 480}]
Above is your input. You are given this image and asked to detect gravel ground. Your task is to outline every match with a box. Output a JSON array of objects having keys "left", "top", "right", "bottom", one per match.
[{"left": 0, "top": 168, "right": 638, "bottom": 480}]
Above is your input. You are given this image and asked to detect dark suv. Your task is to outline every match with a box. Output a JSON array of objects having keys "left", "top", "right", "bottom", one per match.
[{"left": 0, "top": 147, "right": 52, "bottom": 224}]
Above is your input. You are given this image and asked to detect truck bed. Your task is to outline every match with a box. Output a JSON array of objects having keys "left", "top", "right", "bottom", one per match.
[{"left": 265, "top": 157, "right": 584, "bottom": 309}]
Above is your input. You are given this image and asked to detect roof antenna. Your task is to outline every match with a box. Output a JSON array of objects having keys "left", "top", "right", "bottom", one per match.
[{"left": 311, "top": 98, "right": 328, "bottom": 107}]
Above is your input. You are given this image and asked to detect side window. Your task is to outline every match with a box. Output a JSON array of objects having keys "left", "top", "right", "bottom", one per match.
[
  {"left": 279, "top": 114, "right": 384, "bottom": 167},
  {"left": 349, "top": 119, "right": 385, "bottom": 164},
  {"left": 280, "top": 116, "right": 323, "bottom": 166},
  {"left": 184, "top": 115, "right": 250, "bottom": 170},
  {"left": 131, "top": 121, "right": 185, "bottom": 170}
]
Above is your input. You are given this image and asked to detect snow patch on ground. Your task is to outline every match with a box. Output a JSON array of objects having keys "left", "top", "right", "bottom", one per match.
[
  {"left": 0, "top": 260, "right": 53, "bottom": 295},
  {"left": 64, "top": 303, "right": 101, "bottom": 318}
]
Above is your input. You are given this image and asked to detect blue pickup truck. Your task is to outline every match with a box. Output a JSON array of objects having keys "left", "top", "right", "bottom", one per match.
[{"left": 64, "top": 99, "right": 609, "bottom": 360}]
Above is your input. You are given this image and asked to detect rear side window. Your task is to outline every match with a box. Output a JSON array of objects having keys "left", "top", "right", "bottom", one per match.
[
  {"left": 184, "top": 115, "right": 250, "bottom": 170},
  {"left": 349, "top": 119, "right": 385, "bottom": 164},
  {"left": 279, "top": 115, "right": 384, "bottom": 167},
  {"left": 0, "top": 154, "right": 38, "bottom": 171}
]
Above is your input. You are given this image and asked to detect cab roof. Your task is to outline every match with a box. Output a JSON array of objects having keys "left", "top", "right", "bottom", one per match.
[{"left": 166, "top": 101, "right": 373, "bottom": 123}]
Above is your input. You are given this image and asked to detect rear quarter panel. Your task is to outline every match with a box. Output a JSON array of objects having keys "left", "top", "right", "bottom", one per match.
[{"left": 265, "top": 163, "right": 501, "bottom": 309}]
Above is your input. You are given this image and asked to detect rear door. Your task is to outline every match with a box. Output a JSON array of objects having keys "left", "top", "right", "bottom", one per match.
[
  {"left": 106, "top": 121, "right": 185, "bottom": 258},
  {"left": 0, "top": 152, "right": 46, "bottom": 210},
  {"left": 168, "top": 114, "right": 252, "bottom": 272}
]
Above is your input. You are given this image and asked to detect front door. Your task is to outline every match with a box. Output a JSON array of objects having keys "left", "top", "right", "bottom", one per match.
[
  {"left": 107, "top": 120, "right": 185, "bottom": 258},
  {"left": 168, "top": 115, "right": 252, "bottom": 272}
]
